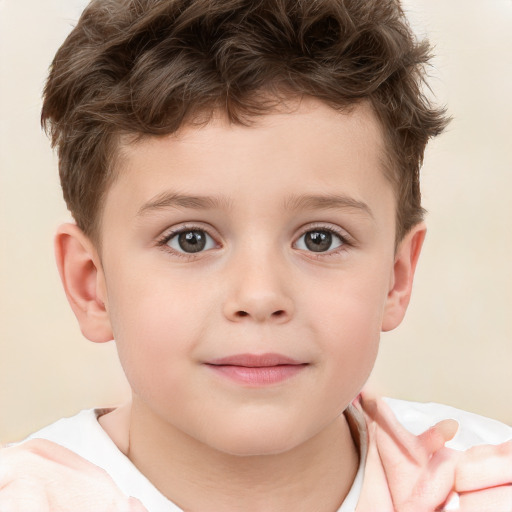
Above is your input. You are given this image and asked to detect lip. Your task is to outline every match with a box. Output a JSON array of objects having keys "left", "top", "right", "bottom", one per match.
[{"left": 205, "top": 353, "right": 308, "bottom": 386}]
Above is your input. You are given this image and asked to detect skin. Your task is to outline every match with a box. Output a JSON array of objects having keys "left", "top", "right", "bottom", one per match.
[{"left": 54, "top": 98, "right": 426, "bottom": 511}]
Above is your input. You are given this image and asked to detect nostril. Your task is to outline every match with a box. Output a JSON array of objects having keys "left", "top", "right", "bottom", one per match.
[{"left": 231, "top": 309, "right": 288, "bottom": 320}]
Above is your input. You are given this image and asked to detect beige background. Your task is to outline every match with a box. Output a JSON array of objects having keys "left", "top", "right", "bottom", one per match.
[{"left": 1, "top": 0, "right": 511, "bottom": 444}]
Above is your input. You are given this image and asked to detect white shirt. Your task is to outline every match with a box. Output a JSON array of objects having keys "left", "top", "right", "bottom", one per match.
[{"left": 25, "top": 399, "right": 512, "bottom": 512}]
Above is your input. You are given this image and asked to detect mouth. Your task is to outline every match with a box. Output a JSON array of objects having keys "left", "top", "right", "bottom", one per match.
[{"left": 204, "top": 353, "right": 309, "bottom": 386}]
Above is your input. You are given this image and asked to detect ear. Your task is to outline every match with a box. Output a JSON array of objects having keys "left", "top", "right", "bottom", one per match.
[
  {"left": 381, "top": 223, "right": 426, "bottom": 332},
  {"left": 55, "top": 223, "right": 113, "bottom": 343}
]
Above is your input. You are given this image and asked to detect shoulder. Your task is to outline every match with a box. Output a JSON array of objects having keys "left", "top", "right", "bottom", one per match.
[
  {"left": 19, "top": 409, "right": 178, "bottom": 511},
  {"left": 384, "top": 397, "right": 512, "bottom": 450},
  {"left": 23, "top": 408, "right": 115, "bottom": 456}
]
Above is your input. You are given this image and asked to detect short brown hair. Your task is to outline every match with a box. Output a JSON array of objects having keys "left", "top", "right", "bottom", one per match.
[{"left": 42, "top": 0, "right": 448, "bottom": 244}]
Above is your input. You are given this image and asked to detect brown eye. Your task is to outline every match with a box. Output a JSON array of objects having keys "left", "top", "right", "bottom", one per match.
[
  {"left": 167, "top": 230, "right": 215, "bottom": 253},
  {"left": 296, "top": 229, "right": 343, "bottom": 253}
]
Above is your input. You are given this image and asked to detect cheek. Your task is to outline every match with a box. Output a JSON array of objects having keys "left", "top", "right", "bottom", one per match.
[
  {"left": 305, "top": 266, "right": 390, "bottom": 338},
  {"left": 105, "top": 267, "right": 211, "bottom": 392},
  {"left": 308, "top": 295, "right": 381, "bottom": 418},
  {"left": 304, "top": 269, "right": 389, "bottom": 383}
]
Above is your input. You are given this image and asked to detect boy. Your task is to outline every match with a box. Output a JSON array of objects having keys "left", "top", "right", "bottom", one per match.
[{"left": 1, "top": 0, "right": 511, "bottom": 511}]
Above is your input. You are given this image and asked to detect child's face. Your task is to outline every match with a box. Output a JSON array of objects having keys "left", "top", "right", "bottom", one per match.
[{"left": 93, "top": 98, "right": 410, "bottom": 455}]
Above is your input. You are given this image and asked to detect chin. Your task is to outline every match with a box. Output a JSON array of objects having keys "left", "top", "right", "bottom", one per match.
[
  {"left": 217, "top": 438, "right": 300, "bottom": 457},
  {"left": 202, "top": 421, "right": 306, "bottom": 457}
]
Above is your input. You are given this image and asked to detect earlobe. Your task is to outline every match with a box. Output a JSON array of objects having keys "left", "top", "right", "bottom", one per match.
[
  {"left": 381, "top": 223, "right": 426, "bottom": 332},
  {"left": 55, "top": 223, "right": 113, "bottom": 343}
]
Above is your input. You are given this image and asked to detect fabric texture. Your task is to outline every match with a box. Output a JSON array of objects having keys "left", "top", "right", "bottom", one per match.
[{"left": 25, "top": 399, "right": 512, "bottom": 512}]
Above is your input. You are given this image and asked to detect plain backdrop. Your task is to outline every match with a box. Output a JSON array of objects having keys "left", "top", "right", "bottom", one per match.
[{"left": 1, "top": 0, "right": 511, "bottom": 443}]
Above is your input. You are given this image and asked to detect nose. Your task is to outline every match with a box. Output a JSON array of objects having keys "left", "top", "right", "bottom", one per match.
[{"left": 222, "top": 250, "right": 294, "bottom": 324}]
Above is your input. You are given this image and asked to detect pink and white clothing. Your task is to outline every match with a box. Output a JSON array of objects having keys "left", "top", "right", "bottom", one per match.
[{"left": 24, "top": 394, "right": 512, "bottom": 511}]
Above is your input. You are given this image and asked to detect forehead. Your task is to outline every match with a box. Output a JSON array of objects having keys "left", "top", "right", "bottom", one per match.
[
  {"left": 117, "top": 98, "right": 387, "bottom": 178},
  {"left": 105, "top": 98, "right": 393, "bottom": 226}
]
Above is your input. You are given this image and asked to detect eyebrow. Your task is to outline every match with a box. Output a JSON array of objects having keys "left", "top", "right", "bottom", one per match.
[
  {"left": 284, "top": 194, "right": 374, "bottom": 218},
  {"left": 137, "top": 191, "right": 233, "bottom": 216},
  {"left": 137, "top": 191, "right": 373, "bottom": 218}
]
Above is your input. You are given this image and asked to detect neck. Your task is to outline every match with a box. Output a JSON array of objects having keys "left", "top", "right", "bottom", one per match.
[{"left": 101, "top": 397, "right": 359, "bottom": 512}]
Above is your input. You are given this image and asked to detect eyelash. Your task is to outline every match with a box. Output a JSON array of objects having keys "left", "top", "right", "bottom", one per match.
[
  {"left": 155, "top": 223, "right": 354, "bottom": 259},
  {"left": 294, "top": 224, "right": 353, "bottom": 258},
  {"left": 156, "top": 224, "right": 220, "bottom": 260}
]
